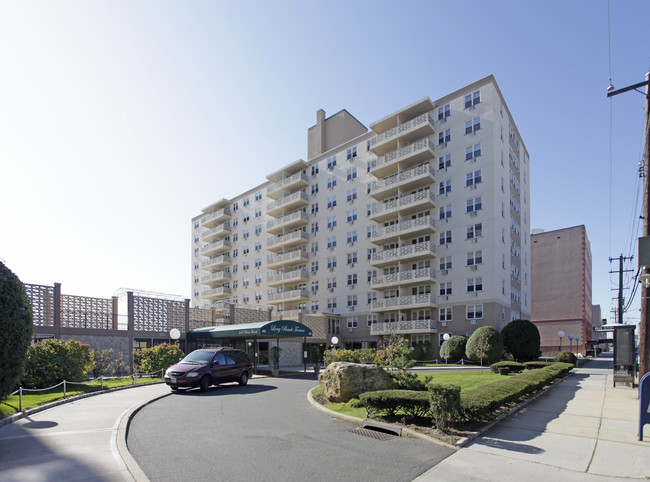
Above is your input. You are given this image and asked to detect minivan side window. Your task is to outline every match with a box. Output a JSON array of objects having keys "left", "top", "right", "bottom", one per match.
[
  {"left": 214, "top": 353, "right": 227, "bottom": 366},
  {"left": 224, "top": 355, "right": 236, "bottom": 365}
]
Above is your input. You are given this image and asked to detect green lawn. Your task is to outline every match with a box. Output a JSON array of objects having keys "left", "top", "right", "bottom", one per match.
[{"left": 0, "top": 377, "right": 163, "bottom": 419}]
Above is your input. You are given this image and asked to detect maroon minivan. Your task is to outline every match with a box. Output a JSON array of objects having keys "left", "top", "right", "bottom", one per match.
[{"left": 164, "top": 347, "right": 253, "bottom": 392}]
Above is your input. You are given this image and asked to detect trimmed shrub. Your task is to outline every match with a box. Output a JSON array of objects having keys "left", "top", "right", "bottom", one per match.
[
  {"left": 501, "top": 319, "right": 541, "bottom": 362},
  {"left": 21, "top": 339, "right": 94, "bottom": 388},
  {"left": 359, "top": 390, "right": 430, "bottom": 418},
  {"left": 466, "top": 326, "right": 504, "bottom": 365},
  {"left": 439, "top": 336, "right": 468, "bottom": 363},
  {"left": 489, "top": 361, "right": 525, "bottom": 374},
  {"left": 461, "top": 363, "right": 573, "bottom": 418},
  {"left": 524, "top": 361, "right": 555, "bottom": 370},
  {"left": 139, "top": 343, "right": 184, "bottom": 374},
  {"left": 429, "top": 384, "right": 461, "bottom": 430},
  {"left": 0, "top": 262, "right": 33, "bottom": 401},
  {"left": 554, "top": 351, "right": 577, "bottom": 366}
]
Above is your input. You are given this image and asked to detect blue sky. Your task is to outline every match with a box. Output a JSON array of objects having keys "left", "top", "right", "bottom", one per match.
[{"left": 1, "top": 0, "right": 649, "bottom": 324}]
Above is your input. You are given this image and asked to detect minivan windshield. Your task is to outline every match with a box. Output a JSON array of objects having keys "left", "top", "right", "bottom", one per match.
[{"left": 180, "top": 350, "right": 214, "bottom": 365}]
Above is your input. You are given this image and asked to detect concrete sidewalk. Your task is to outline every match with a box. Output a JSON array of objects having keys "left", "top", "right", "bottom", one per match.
[
  {"left": 0, "top": 383, "right": 170, "bottom": 481},
  {"left": 416, "top": 358, "right": 650, "bottom": 481}
]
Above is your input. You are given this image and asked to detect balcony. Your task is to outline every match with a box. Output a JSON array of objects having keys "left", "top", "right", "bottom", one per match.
[
  {"left": 370, "top": 190, "right": 436, "bottom": 223},
  {"left": 266, "top": 172, "right": 309, "bottom": 200},
  {"left": 267, "top": 249, "right": 309, "bottom": 269},
  {"left": 202, "top": 286, "right": 231, "bottom": 301},
  {"left": 370, "top": 112, "right": 435, "bottom": 156},
  {"left": 371, "top": 267, "right": 436, "bottom": 290},
  {"left": 267, "top": 230, "right": 309, "bottom": 252},
  {"left": 276, "top": 309, "right": 300, "bottom": 320},
  {"left": 266, "top": 211, "right": 310, "bottom": 235},
  {"left": 372, "top": 241, "right": 436, "bottom": 268},
  {"left": 267, "top": 191, "right": 310, "bottom": 217},
  {"left": 200, "top": 223, "right": 232, "bottom": 243},
  {"left": 370, "top": 163, "right": 436, "bottom": 201},
  {"left": 370, "top": 137, "right": 435, "bottom": 178},
  {"left": 371, "top": 215, "right": 435, "bottom": 244},
  {"left": 267, "top": 269, "right": 309, "bottom": 287},
  {"left": 200, "top": 207, "right": 231, "bottom": 228},
  {"left": 201, "top": 270, "right": 231, "bottom": 286},
  {"left": 371, "top": 293, "right": 436, "bottom": 312},
  {"left": 267, "top": 289, "right": 308, "bottom": 304},
  {"left": 200, "top": 239, "right": 231, "bottom": 257},
  {"left": 212, "top": 301, "right": 230, "bottom": 313},
  {"left": 370, "top": 319, "right": 437, "bottom": 335},
  {"left": 200, "top": 254, "right": 231, "bottom": 270}
]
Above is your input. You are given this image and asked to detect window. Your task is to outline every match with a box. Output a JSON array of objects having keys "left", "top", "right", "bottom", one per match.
[
  {"left": 439, "top": 282, "right": 452, "bottom": 296},
  {"left": 347, "top": 147, "right": 357, "bottom": 160},
  {"left": 232, "top": 248, "right": 238, "bottom": 258},
  {"left": 311, "top": 164, "right": 319, "bottom": 176},
  {"left": 347, "top": 210, "right": 358, "bottom": 223},
  {"left": 437, "top": 103, "right": 450, "bottom": 120},
  {"left": 243, "top": 261, "right": 249, "bottom": 270},
  {"left": 467, "top": 223, "right": 483, "bottom": 239},
  {"left": 311, "top": 281, "right": 319, "bottom": 292},
  {"left": 467, "top": 304, "right": 483, "bottom": 320},
  {"left": 243, "top": 197, "right": 250, "bottom": 207},
  {"left": 243, "top": 277, "right": 250, "bottom": 287},
  {"left": 439, "top": 180, "right": 451, "bottom": 194},
  {"left": 255, "top": 274, "right": 262, "bottom": 285},
  {"left": 439, "top": 154, "right": 451, "bottom": 169},
  {"left": 243, "top": 229, "right": 249, "bottom": 239},
  {"left": 440, "top": 307, "right": 452, "bottom": 322},
  {"left": 347, "top": 252, "right": 358, "bottom": 265},
  {"left": 311, "top": 203, "right": 319, "bottom": 214},
  {"left": 439, "top": 230, "right": 452, "bottom": 245},
  {"left": 466, "top": 197, "right": 482, "bottom": 214},
  {"left": 367, "top": 225, "right": 377, "bottom": 238},
  {"left": 243, "top": 294, "right": 249, "bottom": 303},
  {"left": 327, "top": 216, "right": 337, "bottom": 229},
  {"left": 367, "top": 247, "right": 377, "bottom": 260},
  {"left": 327, "top": 236, "right": 337, "bottom": 249},
  {"left": 310, "top": 241, "right": 319, "bottom": 253},
  {"left": 255, "top": 191, "right": 262, "bottom": 202},
  {"left": 327, "top": 156, "right": 337, "bottom": 170},
  {"left": 255, "top": 257, "right": 262, "bottom": 268},
  {"left": 465, "top": 90, "right": 480, "bottom": 109},
  {"left": 347, "top": 317, "right": 358, "bottom": 329},
  {"left": 347, "top": 231, "right": 358, "bottom": 244},
  {"left": 346, "top": 188, "right": 357, "bottom": 202},
  {"left": 311, "top": 184, "right": 319, "bottom": 195},
  {"left": 311, "top": 261, "right": 319, "bottom": 272},
  {"left": 232, "top": 279, "right": 238, "bottom": 289},
  {"left": 439, "top": 205, "right": 452, "bottom": 220},
  {"left": 327, "top": 298, "right": 337, "bottom": 309},
  {"left": 242, "top": 213, "right": 249, "bottom": 223},
  {"left": 327, "top": 277, "right": 337, "bottom": 289},
  {"left": 346, "top": 168, "right": 357, "bottom": 181},
  {"left": 327, "top": 176, "right": 337, "bottom": 189},
  {"left": 311, "top": 301, "right": 319, "bottom": 311},
  {"left": 466, "top": 169, "right": 482, "bottom": 187},
  {"left": 327, "top": 257, "right": 337, "bottom": 269},
  {"left": 467, "top": 277, "right": 483, "bottom": 293},
  {"left": 347, "top": 273, "right": 358, "bottom": 285},
  {"left": 439, "top": 256, "right": 452, "bottom": 270},
  {"left": 243, "top": 245, "right": 250, "bottom": 254},
  {"left": 347, "top": 295, "right": 358, "bottom": 307},
  {"left": 327, "top": 196, "right": 337, "bottom": 209},
  {"left": 467, "top": 250, "right": 483, "bottom": 266},
  {"left": 232, "top": 202, "right": 238, "bottom": 212},
  {"left": 367, "top": 203, "right": 377, "bottom": 216},
  {"left": 367, "top": 269, "right": 377, "bottom": 282},
  {"left": 254, "top": 207, "right": 262, "bottom": 218},
  {"left": 438, "top": 129, "right": 451, "bottom": 145},
  {"left": 367, "top": 291, "right": 378, "bottom": 304},
  {"left": 311, "top": 222, "right": 319, "bottom": 234},
  {"left": 465, "top": 117, "right": 481, "bottom": 135},
  {"left": 255, "top": 224, "right": 262, "bottom": 235},
  {"left": 465, "top": 143, "right": 482, "bottom": 161}
]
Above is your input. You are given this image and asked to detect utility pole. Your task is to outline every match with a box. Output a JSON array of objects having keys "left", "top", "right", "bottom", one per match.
[
  {"left": 608, "top": 73, "right": 650, "bottom": 378},
  {"left": 609, "top": 254, "right": 633, "bottom": 324}
]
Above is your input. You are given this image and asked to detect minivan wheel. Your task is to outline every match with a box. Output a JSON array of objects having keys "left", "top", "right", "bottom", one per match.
[
  {"left": 200, "top": 375, "right": 211, "bottom": 392},
  {"left": 238, "top": 371, "right": 249, "bottom": 386}
]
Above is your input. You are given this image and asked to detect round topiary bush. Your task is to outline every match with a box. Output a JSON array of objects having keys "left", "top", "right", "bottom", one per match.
[
  {"left": 554, "top": 350, "right": 577, "bottom": 366},
  {"left": 439, "top": 335, "right": 468, "bottom": 363},
  {"left": 501, "top": 319, "right": 541, "bottom": 362},
  {"left": 0, "top": 261, "right": 33, "bottom": 401},
  {"left": 466, "top": 326, "right": 504, "bottom": 365}
]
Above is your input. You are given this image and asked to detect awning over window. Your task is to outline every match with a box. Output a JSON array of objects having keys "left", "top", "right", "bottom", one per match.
[{"left": 186, "top": 320, "right": 312, "bottom": 342}]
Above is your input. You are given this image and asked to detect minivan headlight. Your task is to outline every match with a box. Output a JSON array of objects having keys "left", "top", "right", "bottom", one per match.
[{"left": 186, "top": 372, "right": 199, "bottom": 378}]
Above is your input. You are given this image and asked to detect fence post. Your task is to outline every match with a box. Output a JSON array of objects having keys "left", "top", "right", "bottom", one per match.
[
  {"left": 19, "top": 387, "right": 23, "bottom": 412},
  {"left": 63, "top": 380, "right": 66, "bottom": 398},
  {"left": 101, "top": 376, "right": 104, "bottom": 390}
]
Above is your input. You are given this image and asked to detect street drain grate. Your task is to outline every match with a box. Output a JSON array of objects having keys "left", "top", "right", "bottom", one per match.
[{"left": 349, "top": 427, "right": 397, "bottom": 441}]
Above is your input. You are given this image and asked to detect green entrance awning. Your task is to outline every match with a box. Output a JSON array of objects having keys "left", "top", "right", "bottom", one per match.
[{"left": 186, "top": 320, "right": 312, "bottom": 342}]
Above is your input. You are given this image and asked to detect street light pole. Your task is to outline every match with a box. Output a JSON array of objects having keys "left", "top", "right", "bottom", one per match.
[{"left": 607, "top": 73, "right": 650, "bottom": 379}]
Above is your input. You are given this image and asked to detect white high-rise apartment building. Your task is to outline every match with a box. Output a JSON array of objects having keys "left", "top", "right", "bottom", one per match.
[{"left": 191, "top": 75, "right": 530, "bottom": 358}]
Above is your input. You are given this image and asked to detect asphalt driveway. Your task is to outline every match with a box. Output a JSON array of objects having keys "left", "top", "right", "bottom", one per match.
[{"left": 126, "top": 374, "right": 454, "bottom": 481}]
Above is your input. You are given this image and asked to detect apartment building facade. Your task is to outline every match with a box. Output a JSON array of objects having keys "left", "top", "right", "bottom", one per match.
[{"left": 191, "top": 75, "right": 531, "bottom": 360}]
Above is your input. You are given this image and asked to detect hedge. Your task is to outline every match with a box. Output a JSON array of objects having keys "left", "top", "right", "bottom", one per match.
[
  {"left": 524, "top": 361, "right": 555, "bottom": 370},
  {"left": 489, "top": 361, "right": 526, "bottom": 374},
  {"left": 359, "top": 390, "right": 430, "bottom": 418}
]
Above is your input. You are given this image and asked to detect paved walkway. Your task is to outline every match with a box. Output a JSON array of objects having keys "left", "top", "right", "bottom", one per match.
[
  {"left": 0, "top": 359, "right": 648, "bottom": 481},
  {"left": 416, "top": 358, "right": 650, "bottom": 481}
]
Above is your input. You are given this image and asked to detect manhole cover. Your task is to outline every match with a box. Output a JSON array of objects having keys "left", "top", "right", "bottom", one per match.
[{"left": 349, "top": 427, "right": 397, "bottom": 441}]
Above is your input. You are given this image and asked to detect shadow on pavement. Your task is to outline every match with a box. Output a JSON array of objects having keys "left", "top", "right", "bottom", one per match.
[{"left": 172, "top": 383, "right": 278, "bottom": 396}]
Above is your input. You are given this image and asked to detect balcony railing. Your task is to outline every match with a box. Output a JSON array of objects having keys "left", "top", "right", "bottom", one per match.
[
  {"left": 202, "top": 287, "right": 232, "bottom": 299},
  {"left": 371, "top": 190, "right": 435, "bottom": 221},
  {"left": 200, "top": 223, "right": 232, "bottom": 242},
  {"left": 266, "top": 211, "right": 310, "bottom": 234},
  {"left": 267, "top": 230, "right": 309, "bottom": 250},
  {"left": 370, "top": 319, "right": 437, "bottom": 335},
  {"left": 371, "top": 293, "right": 436, "bottom": 311},
  {"left": 267, "top": 289, "right": 308, "bottom": 303},
  {"left": 371, "top": 163, "right": 435, "bottom": 199},
  {"left": 266, "top": 191, "right": 309, "bottom": 216},
  {"left": 267, "top": 249, "right": 310, "bottom": 268},
  {"left": 372, "top": 241, "right": 436, "bottom": 266},
  {"left": 371, "top": 267, "right": 436, "bottom": 289},
  {"left": 370, "top": 112, "right": 435, "bottom": 153},
  {"left": 266, "top": 172, "right": 309, "bottom": 199},
  {"left": 200, "top": 207, "right": 231, "bottom": 227},
  {"left": 371, "top": 215, "right": 435, "bottom": 243},
  {"left": 371, "top": 137, "right": 434, "bottom": 176},
  {"left": 200, "top": 239, "right": 231, "bottom": 256},
  {"left": 267, "top": 269, "right": 309, "bottom": 286},
  {"left": 200, "top": 254, "right": 231, "bottom": 270},
  {"left": 200, "top": 270, "right": 231, "bottom": 285}
]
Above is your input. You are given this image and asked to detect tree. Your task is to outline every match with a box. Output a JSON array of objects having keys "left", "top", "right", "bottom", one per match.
[
  {"left": 139, "top": 343, "right": 184, "bottom": 374},
  {"left": 466, "top": 326, "right": 504, "bottom": 366},
  {"left": 439, "top": 336, "right": 468, "bottom": 363},
  {"left": 501, "top": 319, "right": 541, "bottom": 361},
  {"left": 91, "top": 348, "right": 115, "bottom": 378},
  {"left": 0, "top": 261, "right": 33, "bottom": 400}
]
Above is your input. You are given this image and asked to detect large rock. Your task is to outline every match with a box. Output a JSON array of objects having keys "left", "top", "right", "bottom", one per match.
[{"left": 318, "top": 362, "right": 397, "bottom": 402}]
